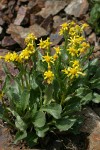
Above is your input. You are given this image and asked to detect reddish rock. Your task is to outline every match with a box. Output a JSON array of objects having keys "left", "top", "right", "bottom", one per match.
[
  {"left": 80, "top": 107, "right": 100, "bottom": 150},
  {"left": 0, "top": 0, "right": 7, "bottom": 11},
  {"left": 0, "top": 49, "right": 9, "bottom": 81},
  {"left": 53, "top": 16, "right": 63, "bottom": 29},
  {"left": 0, "top": 18, "right": 4, "bottom": 26},
  {"left": 84, "top": 26, "right": 92, "bottom": 36},
  {"left": 88, "top": 33, "right": 96, "bottom": 44},
  {"left": 7, "top": 24, "right": 48, "bottom": 48},
  {"left": 93, "top": 45, "right": 100, "bottom": 53},
  {"left": 64, "top": 0, "right": 89, "bottom": 18},
  {"left": 28, "top": 2, "right": 41, "bottom": 14},
  {"left": 8, "top": 0, "right": 16, "bottom": 8},
  {"left": 30, "top": 14, "right": 44, "bottom": 25},
  {"left": 41, "top": 15, "right": 53, "bottom": 32},
  {"left": 14, "top": 6, "right": 28, "bottom": 25},
  {"left": 93, "top": 51, "right": 100, "bottom": 59},
  {"left": 19, "top": 0, "right": 28, "bottom": 2},
  {"left": 2, "top": 15, "right": 11, "bottom": 24},
  {"left": 37, "top": 0, "right": 67, "bottom": 18},
  {"left": 2, "top": 36, "right": 16, "bottom": 47},
  {"left": 36, "top": 0, "right": 45, "bottom": 8}
]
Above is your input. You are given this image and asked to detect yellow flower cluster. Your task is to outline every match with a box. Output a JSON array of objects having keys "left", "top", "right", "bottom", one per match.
[
  {"left": 42, "top": 52, "right": 54, "bottom": 84},
  {"left": 59, "top": 23, "right": 69, "bottom": 35},
  {"left": 42, "top": 46, "right": 61, "bottom": 84},
  {"left": 4, "top": 52, "right": 19, "bottom": 62},
  {"left": 0, "top": 22, "right": 89, "bottom": 84},
  {"left": 0, "top": 34, "right": 36, "bottom": 63},
  {"left": 25, "top": 33, "right": 37, "bottom": 44},
  {"left": 60, "top": 22, "right": 89, "bottom": 79},
  {"left": 59, "top": 21, "right": 88, "bottom": 36},
  {"left": 38, "top": 38, "right": 52, "bottom": 49},
  {"left": 62, "top": 60, "right": 85, "bottom": 79}
]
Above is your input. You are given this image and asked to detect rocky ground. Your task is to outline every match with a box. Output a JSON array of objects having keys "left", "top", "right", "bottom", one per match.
[{"left": 0, "top": 0, "right": 100, "bottom": 149}]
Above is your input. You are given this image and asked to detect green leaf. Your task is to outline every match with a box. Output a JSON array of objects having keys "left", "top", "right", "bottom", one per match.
[
  {"left": 76, "top": 87, "right": 92, "bottom": 105},
  {"left": 30, "top": 76, "right": 38, "bottom": 90},
  {"left": 14, "top": 130, "right": 27, "bottom": 144},
  {"left": 36, "top": 125, "right": 49, "bottom": 137},
  {"left": 92, "top": 93, "right": 100, "bottom": 103},
  {"left": 90, "top": 58, "right": 99, "bottom": 66},
  {"left": 33, "top": 111, "right": 46, "bottom": 128},
  {"left": 56, "top": 118, "right": 76, "bottom": 131},
  {"left": 15, "top": 115, "right": 27, "bottom": 131},
  {"left": 7, "top": 108, "right": 27, "bottom": 131},
  {"left": 25, "top": 133, "right": 38, "bottom": 148},
  {"left": 41, "top": 103, "right": 62, "bottom": 119},
  {"left": 81, "top": 92, "right": 93, "bottom": 105},
  {"left": 90, "top": 78, "right": 100, "bottom": 89},
  {"left": 30, "top": 103, "right": 37, "bottom": 119},
  {"left": 44, "top": 85, "right": 54, "bottom": 105},
  {"left": 20, "top": 89, "right": 30, "bottom": 111}
]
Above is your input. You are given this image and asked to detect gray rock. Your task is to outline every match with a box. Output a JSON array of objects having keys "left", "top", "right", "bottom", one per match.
[
  {"left": 7, "top": 24, "right": 48, "bottom": 48},
  {"left": 50, "top": 32, "right": 63, "bottom": 46},
  {"left": 2, "top": 36, "right": 16, "bottom": 47},
  {"left": 14, "top": 6, "right": 28, "bottom": 25},
  {"left": 64, "top": 0, "right": 89, "bottom": 17},
  {"left": 37, "top": 0, "right": 67, "bottom": 18}
]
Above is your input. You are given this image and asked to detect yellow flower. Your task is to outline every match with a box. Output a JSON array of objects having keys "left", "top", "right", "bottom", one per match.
[
  {"left": 81, "top": 42, "right": 90, "bottom": 48},
  {"left": 71, "top": 60, "right": 80, "bottom": 68},
  {"left": 81, "top": 23, "right": 89, "bottom": 30},
  {"left": 42, "top": 53, "right": 54, "bottom": 64},
  {"left": 79, "top": 42, "right": 90, "bottom": 54},
  {"left": 44, "top": 70, "right": 54, "bottom": 84},
  {"left": 19, "top": 49, "right": 30, "bottom": 60},
  {"left": 69, "top": 21, "right": 75, "bottom": 26},
  {"left": 69, "top": 27, "right": 76, "bottom": 36},
  {"left": 0, "top": 91, "right": 3, "bottom": 100},
  {"left": 53, "top": 54, "right": 58, "bottom": 61},
  {"left": 68, "top": 36, "right": 85, "bottom": 46},
  {"left": 63, "top": 67, "right": 85, "bottom": 79},
  {"left": 4, "top": 52, "right": 13, "bottom": 62},
  {"left": 26, "top": 43, "right": 35, "bottom": 54},
  {"left": 59, "top": 22, "right": 68, "bottom": 35},
  {"left": 38, "top": 38, "right": 52, "bottom": 49},
  {"left": 62, "top": 68, "right": 68, "bottom": 74},
  {"left": 45, "top": 38, "right": 52, "bottom": 49},
  {"left": 38, "top": 38, "right": 45, "bottom": 49},
  {"left": 79, "top": 48, "right": 86, "bottom": 54},
  {"left": 25, "top": 33, "right": 37, "bottom": 44},
  {"left": 42, "top": 53, "right": 54, "bottom": 69},
  {"left": 75, "top": 25, "right": 82, "bottom": 33},
  {"left": 67, "top": 47, "right": 78, "bottom": 57},
  {"left": 10, "top": 52, "right": 19, "bottom": 62},
  {"left": 54, "top": 46, "right": 61, "bottom": 54}
]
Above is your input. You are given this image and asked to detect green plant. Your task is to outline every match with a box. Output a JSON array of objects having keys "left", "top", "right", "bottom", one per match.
[
  {"left": 88, "top": 0, "right": 100, "bottom": 34},
  {"left": 0, "top": 22, "right": 100, "bottom": 147}
]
